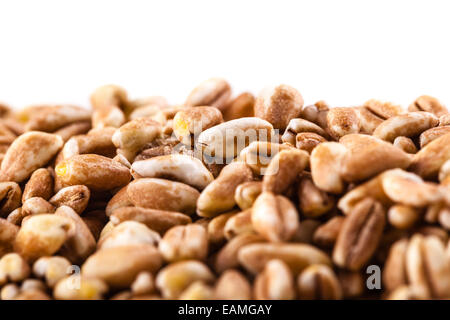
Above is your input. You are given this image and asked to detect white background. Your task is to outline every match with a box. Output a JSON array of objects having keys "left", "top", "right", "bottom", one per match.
[{"left": 1, "top": 0, "right": 449, "bottom": 110}]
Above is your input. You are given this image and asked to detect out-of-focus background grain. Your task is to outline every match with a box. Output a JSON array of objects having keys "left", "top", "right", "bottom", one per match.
[{"left": 1, "top": 0, "right": 449, "bottom": 109}]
